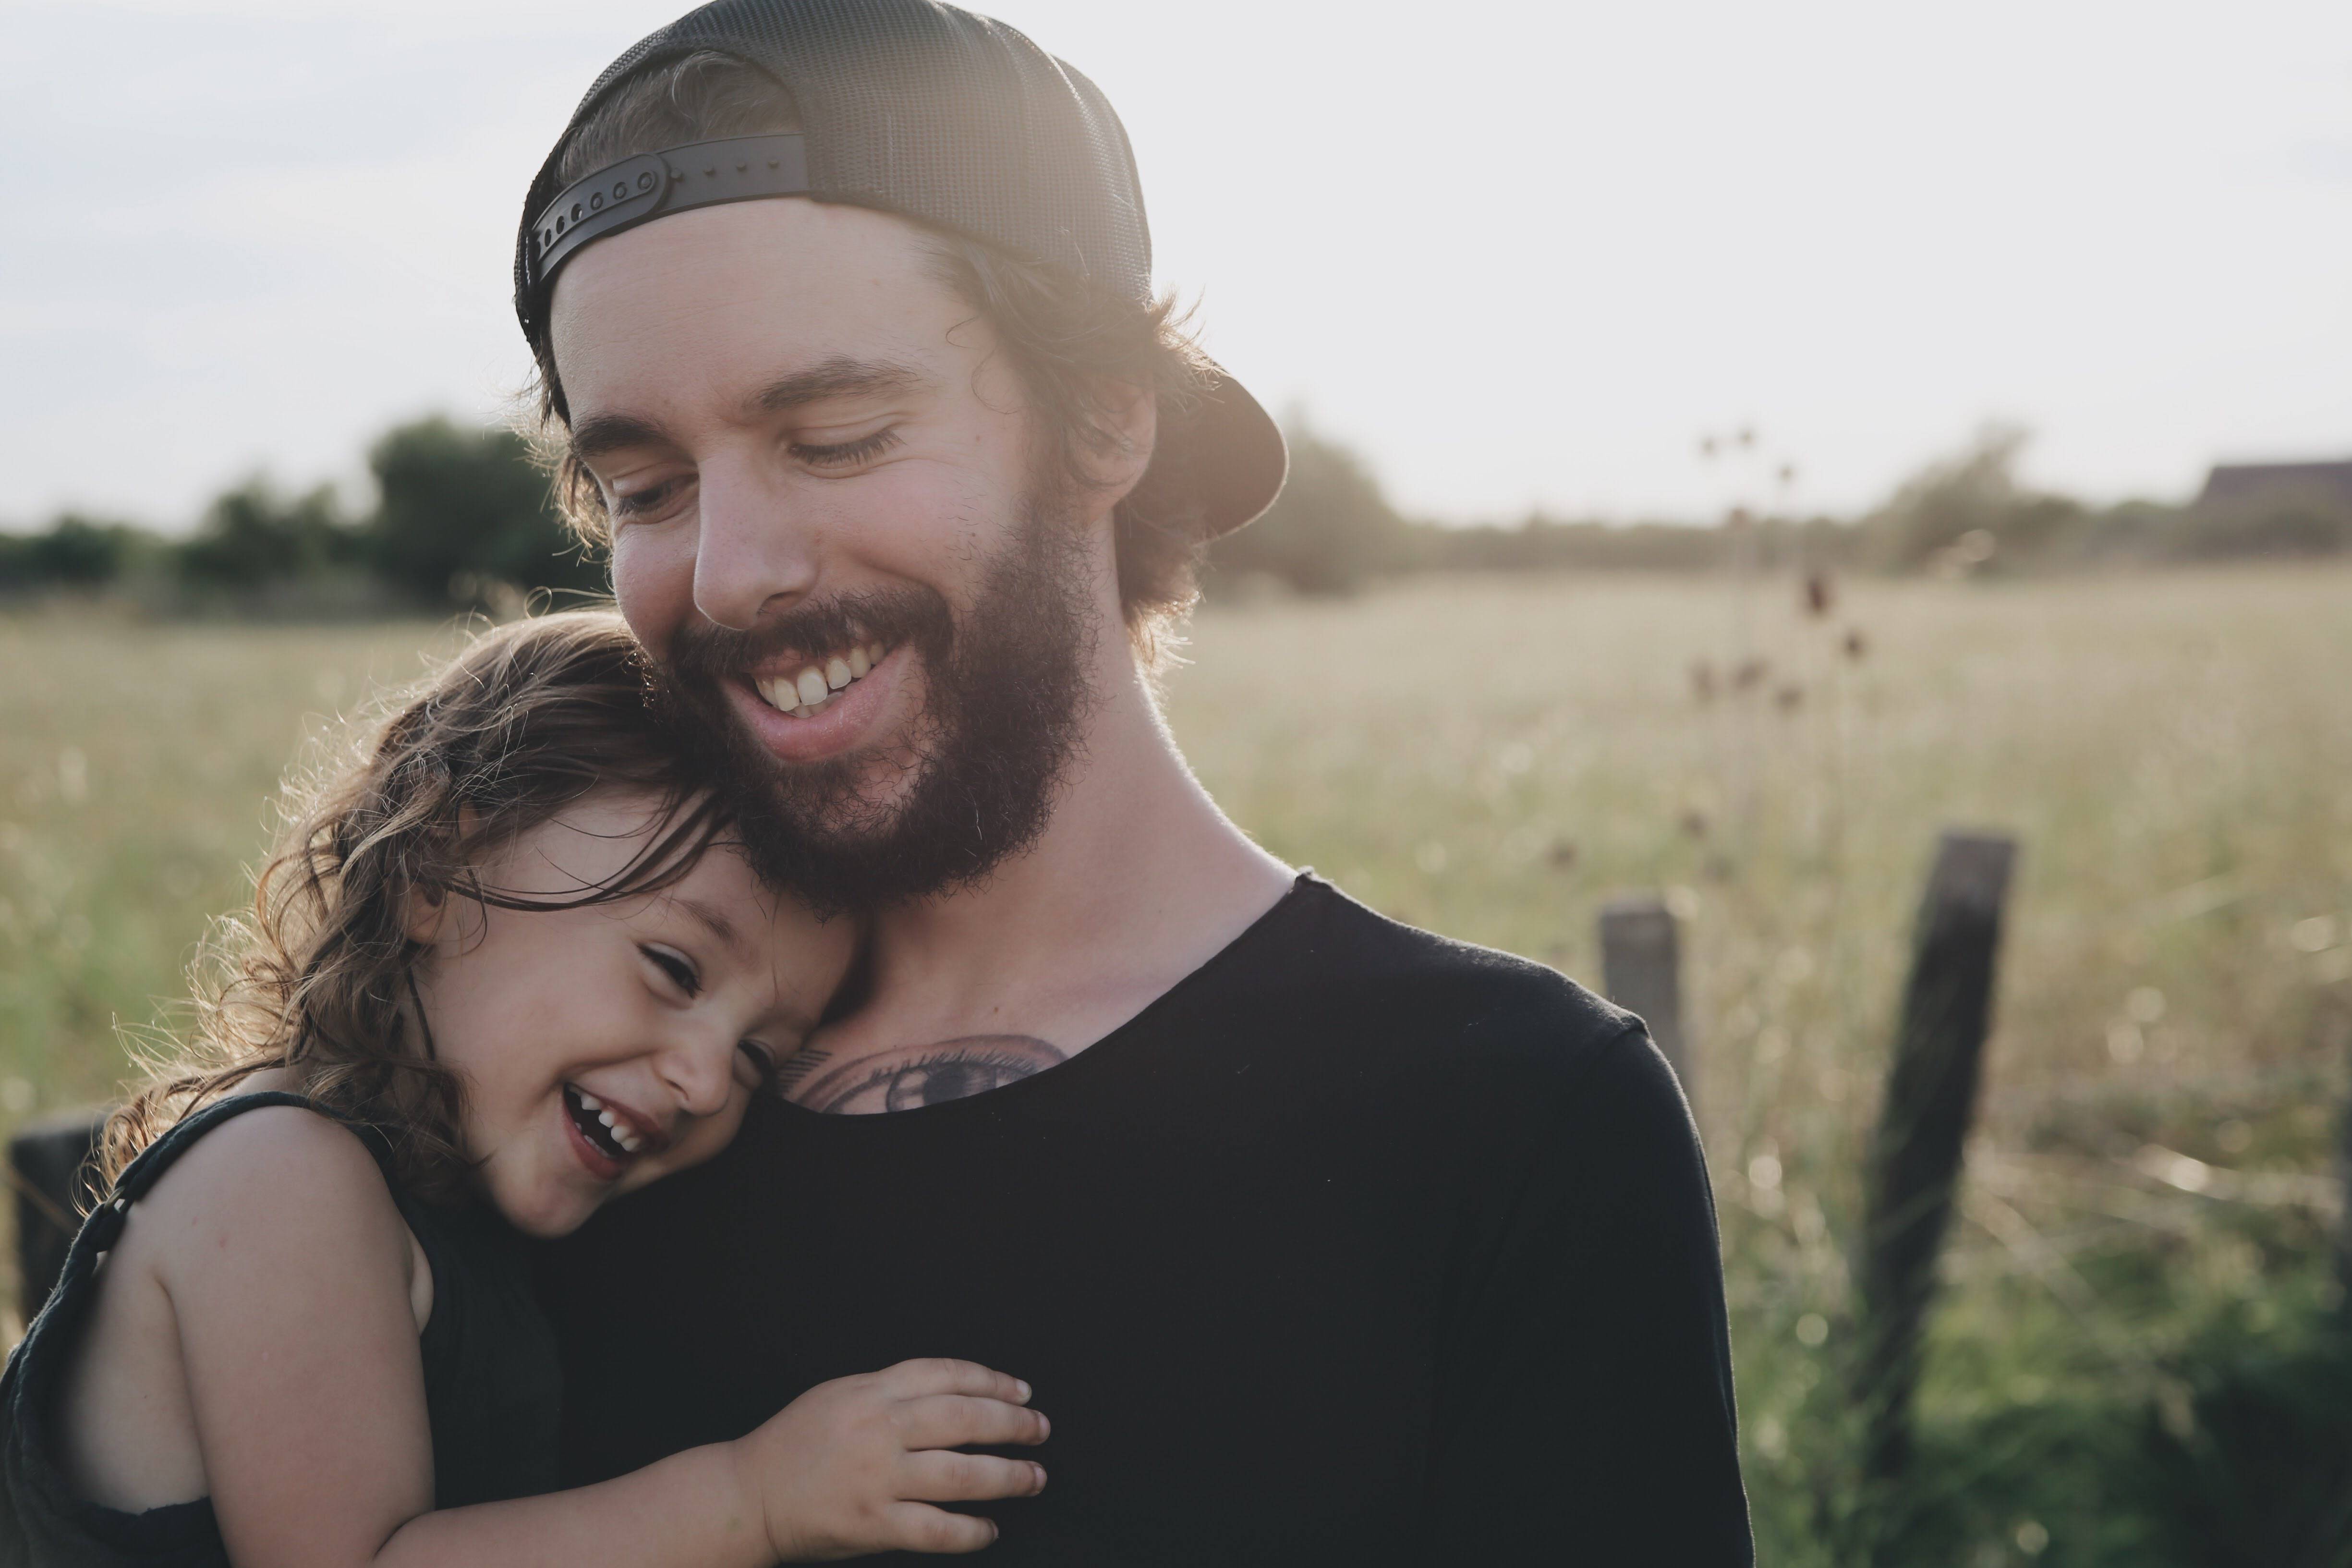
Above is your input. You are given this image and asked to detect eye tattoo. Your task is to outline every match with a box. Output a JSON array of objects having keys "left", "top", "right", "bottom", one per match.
[{"left": 793, "top": 1035, "right": 1067, "bottom": 1115}]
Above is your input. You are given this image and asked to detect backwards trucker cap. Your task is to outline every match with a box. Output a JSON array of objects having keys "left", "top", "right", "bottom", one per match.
[{"left": 515, "top": 0, "right": 1287, "bottom": 537}]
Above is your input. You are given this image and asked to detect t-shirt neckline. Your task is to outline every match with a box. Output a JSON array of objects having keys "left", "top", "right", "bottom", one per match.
[{"left": 765, "top": 871, "right": 1324, "bottom": 1128}]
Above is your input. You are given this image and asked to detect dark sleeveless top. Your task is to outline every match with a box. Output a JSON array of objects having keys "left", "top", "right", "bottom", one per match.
[{"left": 0, "top": 1093, "right": 562, "bottom": 1567}]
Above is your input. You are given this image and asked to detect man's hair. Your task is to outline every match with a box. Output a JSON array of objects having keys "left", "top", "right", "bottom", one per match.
[{"left": 526, "top": 51, "right": 1217, "bottom": 661}]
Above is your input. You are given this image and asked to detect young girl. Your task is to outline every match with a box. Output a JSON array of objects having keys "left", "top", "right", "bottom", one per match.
[{"left": 0, "top": 611, "right": 1048, "bottom": 1566}]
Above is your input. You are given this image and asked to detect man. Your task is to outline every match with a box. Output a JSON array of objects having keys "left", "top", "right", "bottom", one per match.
[{"left": 526, "top": 3, "right": 1750, "bottom": 1560}]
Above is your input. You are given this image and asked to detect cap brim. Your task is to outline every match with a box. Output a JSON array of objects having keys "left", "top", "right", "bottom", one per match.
[{"left": 1178, "top": 358, "right": 1287, "bottom": 538}]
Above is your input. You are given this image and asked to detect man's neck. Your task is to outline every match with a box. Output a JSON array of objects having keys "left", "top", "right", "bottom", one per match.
[{"left": 781, "top": 637, "right": 1294, "bottom": 1112}]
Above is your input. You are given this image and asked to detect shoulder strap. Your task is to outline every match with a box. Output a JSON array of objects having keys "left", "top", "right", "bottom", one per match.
[
  {"left": 12, "top": 1092, "right": 422, "bottom": 1392},
  {"left": 82, "top": 1092, "right": 398, "bottom": 1255}
]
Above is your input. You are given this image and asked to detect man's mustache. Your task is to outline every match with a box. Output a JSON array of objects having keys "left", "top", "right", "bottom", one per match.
[{"left": 667, "top": 586, "right": 952, "bottom": 684}]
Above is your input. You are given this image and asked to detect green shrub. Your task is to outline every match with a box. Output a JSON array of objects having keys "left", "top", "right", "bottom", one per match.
[{"left": 362, "top": 416, "right": 604, "bottom": 607}]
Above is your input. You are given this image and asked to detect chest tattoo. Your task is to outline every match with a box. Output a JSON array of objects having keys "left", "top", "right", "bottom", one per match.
[{"left": 785, "top": 1034, "right": 1068, "bottom": 1114}]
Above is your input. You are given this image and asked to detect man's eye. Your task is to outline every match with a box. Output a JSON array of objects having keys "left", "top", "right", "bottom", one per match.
[
  {"left": 641, "top": 946, "right": 701, "bottom": 997},
  {"left": 609, "top": 477, "right": 690, "bottom": 521},
  {"left": 791, "top": 428, "right": 902, "bottom": 471}
]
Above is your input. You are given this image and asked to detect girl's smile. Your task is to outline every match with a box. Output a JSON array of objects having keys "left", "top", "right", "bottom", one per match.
[
  {"left": 404, "top": 791, "right": 855, "bottom": 1238},
  {"left": 561, "top": 1082, "right": 668, "bottom": 1175}
]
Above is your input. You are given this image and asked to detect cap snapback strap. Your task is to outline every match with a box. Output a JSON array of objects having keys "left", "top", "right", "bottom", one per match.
[{"left": 525, "top": 133, "right": 811, "bottom": 304}]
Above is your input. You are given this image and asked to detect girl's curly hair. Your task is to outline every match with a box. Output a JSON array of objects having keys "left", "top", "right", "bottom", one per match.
[{"left": 101, "top": 610, "right": 729, "bottom": 1203}]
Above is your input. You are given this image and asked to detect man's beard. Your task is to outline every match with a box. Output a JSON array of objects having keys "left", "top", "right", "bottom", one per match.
[{"left": 651, "top": 492, "right": 1099, "bottom": 913}]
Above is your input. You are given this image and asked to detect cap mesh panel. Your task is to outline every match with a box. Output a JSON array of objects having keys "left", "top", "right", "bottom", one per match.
[{"left": 515, "top": 0, "right": 1151, "bottom": 340}]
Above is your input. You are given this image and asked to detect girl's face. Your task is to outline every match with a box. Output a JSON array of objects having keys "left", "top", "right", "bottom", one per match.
[{"left": 408, "top": 793, "right": 853, "bottom": 1238}]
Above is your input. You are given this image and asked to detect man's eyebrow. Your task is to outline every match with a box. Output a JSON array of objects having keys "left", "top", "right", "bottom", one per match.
[
  {"left": 569, "top": 411, "right": 673, "bottom": 465},
  {"left": 751, "top": 355, "right": 928, "bottom": 416}
]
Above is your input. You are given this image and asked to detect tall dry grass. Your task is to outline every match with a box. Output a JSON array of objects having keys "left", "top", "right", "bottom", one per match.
[
  {"left": 1170, "top": 567, "right": 2352, "bottom": 1562},
  {"left": 2, "top": 568, "right": 2348, "bottom": 1560}
]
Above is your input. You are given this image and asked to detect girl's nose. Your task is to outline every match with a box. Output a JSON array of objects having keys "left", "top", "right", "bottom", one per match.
[{"left": 658, "top": 1025, "right": 740, "bottom": 1119}]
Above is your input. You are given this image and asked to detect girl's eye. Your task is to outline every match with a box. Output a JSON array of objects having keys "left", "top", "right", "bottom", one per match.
[
  {"left": 735, "top": 1040, "right": 778, "bottom": 1089},
  {"left": 791, "top": 427, "right": 902, "bottom": 472},
  {"left": 641, "top": 946, "right": 701, "bottom": 998}
]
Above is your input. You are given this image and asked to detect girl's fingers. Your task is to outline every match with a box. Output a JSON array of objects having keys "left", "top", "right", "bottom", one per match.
[
  {"left": 880, "top": 1500, "right": 1002, "bottom": 1555},
  {"left": 896, "top": 1393, "right": 1052, "bottom": 1450},
  {"left": 897, "top": 1448, "right": 1050, "bottom": 1503},
  {"left": 876, "top": 1358, "right": 1032, "bottom": 1405}
]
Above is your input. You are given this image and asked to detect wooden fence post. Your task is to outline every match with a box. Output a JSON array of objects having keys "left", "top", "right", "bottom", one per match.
[
  {"left": 1854, "top": 830, "right": 2018, "bottom": 1505},
  {"left": 1600, "top": 894, "right": 1693, "bottom": 1104},
  {"left": 9, "top": 1107, "right": 110, "bottom": 1322}
]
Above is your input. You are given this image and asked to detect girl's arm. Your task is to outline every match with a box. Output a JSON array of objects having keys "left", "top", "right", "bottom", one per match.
[
  {"left": 378, "top": 1359, "right": 1048, "bottom": 1565},
  {"left": 147, "top": 1109, "right": 1043, "bottom": 1567}
]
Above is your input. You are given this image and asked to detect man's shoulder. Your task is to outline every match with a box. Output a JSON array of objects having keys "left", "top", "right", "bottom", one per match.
[
  {"left": 1224, "top": 875, "right": 1646, "bottom": 1089},
  {"left": 1185, "top": 876, "right": 1693, "bottom": 1191}
]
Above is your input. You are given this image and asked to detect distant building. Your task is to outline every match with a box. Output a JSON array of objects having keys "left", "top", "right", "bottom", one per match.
[{"left": 2195, "top": 460, "right": 2352, "bottom": 511}]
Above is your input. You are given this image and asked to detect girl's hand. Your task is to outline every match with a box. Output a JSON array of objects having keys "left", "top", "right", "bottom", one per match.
[{"left": 729, "top": 1358, "right": 1050, "bottom": 1559}]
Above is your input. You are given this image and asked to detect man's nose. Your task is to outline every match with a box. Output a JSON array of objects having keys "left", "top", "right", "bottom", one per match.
[{"left": 691, "top": 457, "right": 819, "bottom": 631}]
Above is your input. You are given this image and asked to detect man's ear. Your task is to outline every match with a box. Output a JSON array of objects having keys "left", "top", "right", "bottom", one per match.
[{"left": 1089, "top": 381, "right": 1158, "bottom": 502}]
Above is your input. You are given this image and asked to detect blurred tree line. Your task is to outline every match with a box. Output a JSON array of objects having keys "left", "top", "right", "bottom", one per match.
[
  {"left": 1211, "top": 419, "right": 2352, "bottom": 594},
  {"left": 0, "top": 417, "right": 600, "bottom": 613},
  {"left": 4, "top": 412, "right": 2345, "bottom": 610},
  {"left": 1842, "top": 423, "right": 2352, "bottom": 574}
]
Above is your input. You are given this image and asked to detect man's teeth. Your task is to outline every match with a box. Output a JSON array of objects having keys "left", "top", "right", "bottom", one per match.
[{"left": 757, "top": 642, "right": 889, "bottom": 718}]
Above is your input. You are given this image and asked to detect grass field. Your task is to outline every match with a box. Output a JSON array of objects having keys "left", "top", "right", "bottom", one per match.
[{"left": 4, "top": 568, "right": 2351, "bottom": 1563}]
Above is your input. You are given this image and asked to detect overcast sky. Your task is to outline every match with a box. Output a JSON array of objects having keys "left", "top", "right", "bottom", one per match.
[{"left": 5, "top": 0, "right": 2348, "bottom": 530}]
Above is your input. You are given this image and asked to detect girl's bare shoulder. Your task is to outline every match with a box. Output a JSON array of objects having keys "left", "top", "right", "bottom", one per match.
[
  {"left": 59, "top": 1098, "right": 436, "bottom": 1514},
  {"left": 121, "top": 1101, "right": 413, "bottom": 1280}
]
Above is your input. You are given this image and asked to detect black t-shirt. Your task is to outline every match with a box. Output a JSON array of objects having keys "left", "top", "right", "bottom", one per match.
[{"left": 538, "top": 875, "right": 1751, "bottom": 1565}]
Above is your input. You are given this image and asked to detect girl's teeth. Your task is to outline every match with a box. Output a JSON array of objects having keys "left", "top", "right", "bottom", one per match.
[{"left": 569, "top": 1088, "right": 638, "bottom": 1159}]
